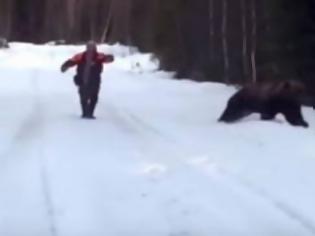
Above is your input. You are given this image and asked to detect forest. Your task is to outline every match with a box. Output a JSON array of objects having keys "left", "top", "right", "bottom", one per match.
[{"left": 0, "top": 0, "right": 315, "bottom": 84}]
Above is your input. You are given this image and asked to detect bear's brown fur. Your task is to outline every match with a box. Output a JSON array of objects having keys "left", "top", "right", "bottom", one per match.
[{"left": 218, "top": 80, "right": 311, "bottom": 127}]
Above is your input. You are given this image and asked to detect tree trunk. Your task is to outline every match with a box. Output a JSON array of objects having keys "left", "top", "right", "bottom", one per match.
[
  {"left": 101, "top": 0, "right": 113, "bottom": 43},
  {"left": 109, "top": 0, "right": 131, "bottom": 44},
  {"left": 67, "top": 0, "right": 76, "bottom": 37},
  {"left": 209, "top": 0, "right": 214, "bottom": 63},
  {"left": 222, "top": 0, "right": 229, "bottom": 83},
  {"left": 6, "top": 1, "right": 13, "bottom": 38},
  {"left": 241, "top": 0, "right": 249, "bottom": 82},
  {"left": 250, "top": 0, "right": 257, "bottom": 83}
]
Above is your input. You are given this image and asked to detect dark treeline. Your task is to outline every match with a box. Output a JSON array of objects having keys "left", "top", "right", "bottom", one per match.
[{"left": 1, "top": 0, "right": 315, "bottom": 83}]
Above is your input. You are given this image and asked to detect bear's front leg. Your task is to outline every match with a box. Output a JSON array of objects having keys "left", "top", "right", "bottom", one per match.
[{"left": 282, "top": 105, "right": 309, "bottom": 128}]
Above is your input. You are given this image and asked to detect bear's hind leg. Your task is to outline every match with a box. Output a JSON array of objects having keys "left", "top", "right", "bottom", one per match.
[{"left": 219, "top": 102, "right": 251, "bottom": 123}]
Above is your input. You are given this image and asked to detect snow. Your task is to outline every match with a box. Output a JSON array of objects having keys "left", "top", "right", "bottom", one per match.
[{"left": 0, "top": 42, "right": 315, "bottom": 236}]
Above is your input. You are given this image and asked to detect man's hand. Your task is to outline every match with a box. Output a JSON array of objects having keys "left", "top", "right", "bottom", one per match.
[
  {"left": 61, "top": 64, "right": 68, "bottom": 73},
  {"left": 107, "top": 55, "right": 114, "bottom": 62},
  {"left": 104, "top": 54, "right": 114, "bottom": 63}
]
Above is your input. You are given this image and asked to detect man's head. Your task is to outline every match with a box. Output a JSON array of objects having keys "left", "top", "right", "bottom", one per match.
[{"left": 86, "top": 40, "right": 97, "bottom": 53}]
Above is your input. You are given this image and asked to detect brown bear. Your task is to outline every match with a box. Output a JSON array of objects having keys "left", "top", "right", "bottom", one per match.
[{"left": 218, "top": 80, "right": 313, "bottom": 128}]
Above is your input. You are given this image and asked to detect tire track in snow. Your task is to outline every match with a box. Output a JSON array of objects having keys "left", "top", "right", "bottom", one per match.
[
  {"left": 102, "top": 100, "right": 315, "bottom": 235},
  {"left": 100, "top": 101, "right": 205, "bottom": 235},
  {"left": 38, "top": 138, "right": 58, "bottom": 236},
  {"left": 198, "top": 163, "right": 315, "bottom": 236},
  {"left": 32, "top": 73, "right": 59, "bottom": 236},
  {"left": 0, "top": 73, "right": 58, "bottom": 236},
  {"left": 0, "top": 103, "right": 36, "bottom": 170},
  {"left": 101, "top": 100, "right": 175, "bottom": 143},
  {"left": 229, "top": 171, "right": 315, "bottom": 236},
  {"left": 100, "top": 99, "right": 192, "bottom": 173},
  {"left": 0, "top": 71, "right": 46, "bottom": 164}
]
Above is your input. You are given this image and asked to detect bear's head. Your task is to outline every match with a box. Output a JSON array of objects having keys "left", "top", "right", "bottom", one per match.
[{"left": 282, "top": 80, "right": 315, "bottom": 108}]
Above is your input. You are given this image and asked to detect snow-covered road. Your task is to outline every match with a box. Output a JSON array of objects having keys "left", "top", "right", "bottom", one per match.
[{"left": 0, "top": 43, "right": 315, "bottom": 236}]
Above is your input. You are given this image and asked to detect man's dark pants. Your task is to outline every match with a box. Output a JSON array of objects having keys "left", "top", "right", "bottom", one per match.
[{"left": 76, "top": 77, "right": 100, "bottom": 118}]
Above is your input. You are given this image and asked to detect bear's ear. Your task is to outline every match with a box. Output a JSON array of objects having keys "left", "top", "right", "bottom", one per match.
[
  {"left": 277, "top": 80, "right": 292, "bottom": 92},
  {"left": 281, "top": 81, "right": 291, "bottom": 90}
]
